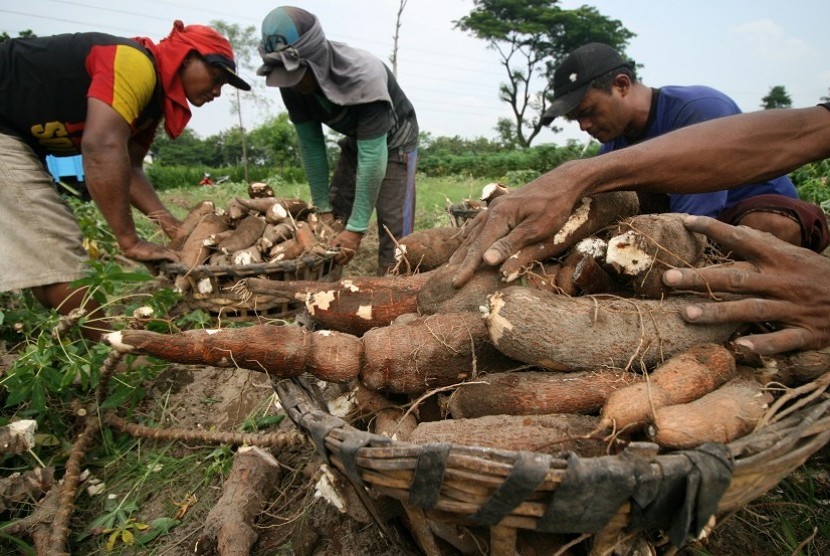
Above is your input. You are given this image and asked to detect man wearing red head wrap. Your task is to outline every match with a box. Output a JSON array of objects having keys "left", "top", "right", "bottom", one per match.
[{"left": 0, "top": 22, "right": 250, "bottom": 340}]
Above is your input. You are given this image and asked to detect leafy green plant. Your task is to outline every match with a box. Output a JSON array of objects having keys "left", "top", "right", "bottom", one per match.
[{"left": 791, "top": 159, "right": 830, "bottom": 212}]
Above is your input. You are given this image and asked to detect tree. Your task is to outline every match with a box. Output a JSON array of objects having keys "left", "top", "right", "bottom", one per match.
[
  {"left": 248, "top": 114, "right": 301, "bottom": 168},
  {"left": 0, "top": 29, "right": 36, "bottom": 43},
  {"left": 149, "top": 129, "right": 216, "bottom": 167},
  {"left": 455, "top": 0, "right": 634, "bottom": 147},
  {"left": 761, "top": 85, "right": 792, "bottom": 110},
  {"left": 209, "top": 20, "right": 273, "bottom": 182},
  {"left": 820, "top": 88, "right": 830, "bottom": 103},
  {"left": 390, "top": 0, "right": 408, "bottom": 77}
]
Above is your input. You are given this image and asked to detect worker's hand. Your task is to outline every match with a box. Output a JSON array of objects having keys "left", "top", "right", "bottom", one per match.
[
  {"left": 449, "top": 167, "right": 584, "bottom": 287},
  {"left": 329, "top": 230, "right": 363, "bottom": 265},
  {"left": 121, "top": 239, "right": 180, "bottom": 264},
  {"left": 663, "top": 215, "right": 830, "bottom": 355},
  {"left": 151, "top": 210, "right": 183, "bottom": 240}
]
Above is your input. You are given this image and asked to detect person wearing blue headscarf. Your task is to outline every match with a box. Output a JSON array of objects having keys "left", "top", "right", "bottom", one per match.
[{"left": 258, "top": 6, "right": 419, "bottom": 274}]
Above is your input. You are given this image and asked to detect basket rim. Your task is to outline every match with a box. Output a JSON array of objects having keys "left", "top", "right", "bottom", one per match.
[{"left": 274, "top": 374, "right": 830, "bottom": 543}]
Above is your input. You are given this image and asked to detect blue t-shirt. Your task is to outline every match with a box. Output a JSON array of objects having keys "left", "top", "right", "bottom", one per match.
[{"left": 599, "top": 85, "right": 797, "bottom": 217}]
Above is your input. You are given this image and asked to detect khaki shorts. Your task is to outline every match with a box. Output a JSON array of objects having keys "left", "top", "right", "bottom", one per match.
[{"left": 0, "top": 130, "right": 89, "bottom": 291}]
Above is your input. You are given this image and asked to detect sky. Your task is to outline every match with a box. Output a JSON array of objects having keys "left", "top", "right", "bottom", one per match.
[{"left": 3, "top": 0, "right": 829, "bottom": 146}]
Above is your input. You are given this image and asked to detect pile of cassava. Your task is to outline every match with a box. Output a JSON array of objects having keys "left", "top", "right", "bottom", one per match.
[
  {"left": 164, "top": 181, "right": 341, "bottom": 298},
  {"left": 107, "top": 189, "right": 830, "bottom": 543}
]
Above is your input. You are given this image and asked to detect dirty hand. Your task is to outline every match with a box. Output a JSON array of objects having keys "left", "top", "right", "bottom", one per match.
[
  {"left": 449, "top": 167, "right": 584, "bottom": 287},
  {"left": 122, "top": 239, "right": 180, "bottom": 264},
  {"left": 663, "top": 215, "right": 830, "bottom": 355},
  {"left": 329, "top": 230, "right": 364, "bottom": 265}
]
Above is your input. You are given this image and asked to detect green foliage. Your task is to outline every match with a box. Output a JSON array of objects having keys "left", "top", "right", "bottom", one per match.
[
  {"left": 419, "top": 138, "right": 593, "bottom": 178},
  {"left": 0, "top": 29, "right": 36, "bottom": 43},
  {"left": 790, "top": 160, "right": 830, "bottom": 212},
  {"left": 761, "top": 85, "right": 793, "bottom": 110},
  {"left": 455, "top": 0, "right": 635, "bottom": 147}
]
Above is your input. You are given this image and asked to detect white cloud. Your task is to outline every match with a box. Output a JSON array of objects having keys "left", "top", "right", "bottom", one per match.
[{"left": 729, "top": 19, "right": 812, "bottom": 62}]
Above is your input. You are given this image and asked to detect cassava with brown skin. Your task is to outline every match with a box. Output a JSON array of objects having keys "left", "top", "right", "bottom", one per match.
[
  {"left": 572, "top": 254, "right": 620, "bottom": 295},
  {"left": 103, "top": 325, "right": 362, "bottom": 383},
  {"left": 605, "top": 213, "right": 708, "bottom": 298},
  {"left": 736, "top": 346, "right": 830, "bottom": 386},
  {"left": 174, "top": 211, "right": 229, "bottom": 292},
  {"left": 246, "top": 272, "right": 435, "bottom": 335},
  {"left": 233, "top": 196, "right": 280, "bottom": 214},
  {"left": 394, "top": 226, "right": 464, "bottom": 272},
  {"left": 648, "top": 377, "right": 772, "bottom": 449},
  {"left": 447, "top": 369, "right": 643, "bottom": 419},
  {"left": 225, "top": 197, "right": 248, "bottom": 222},
  {"left": 371, "top": 407, "right": 419, "bottom": 441},
  {"left": 416, "top": 263, "right": 506, "bottom": 315},
  {"left": 598, "top": 343, "right": 737, "bottom": 433},
  {"left": 486, "top": 287, "right": 741, "bottom": 371},
  {"left": 409, "top": 413, "right": 608, "bottom": 457},
  {"left": 194, "top": 446, "right": 281, "bottom": 555},
  {"left": 275, "top": 197, "right": 312, "bottom": 218},
  {"left": 523, "top": 262, "right": 562, "bottom": 293},
  {"left": 169, "top": 200, "right": 215, "bottom": 251},
  {"left": 553, "top": 248, "right": 583, "bottom": 296},
  {"left": 217, "top": 214, "right": 267, "bottom": 254},
  {"left": 494, "top": 191, "right": 639, "bottom": 283},
  {"left": 104, "top": 312, "right": 512, "bottom": 392},
  {"left": 293, "top": 221, "right": 317, "bottom": 253},
  {"left": 361, "top": 311, "right": 519, "bottom": 394},
  {"left": 269, "top": 238, "right": 305, "bottom": 261}
]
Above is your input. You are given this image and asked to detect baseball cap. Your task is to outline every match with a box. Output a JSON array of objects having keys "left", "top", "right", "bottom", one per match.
[
  {"left": 540, "top": 43, "right": 633, "bottom": 125},
  {"left": 203, "top": 53, "right": 251, "bottom": 91},
  {"left": 258, "top": 6, "right": 316, "bottom": 87}
]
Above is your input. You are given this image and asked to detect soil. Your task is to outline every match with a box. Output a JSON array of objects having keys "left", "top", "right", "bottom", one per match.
[{"left": 119, "top": 364, "right": 418, "bottom": 556}]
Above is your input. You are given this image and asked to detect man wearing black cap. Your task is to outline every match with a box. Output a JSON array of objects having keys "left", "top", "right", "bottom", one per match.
[
  {"left": 539, "top": 42, "right": 828, "bottom": 253},
  {"left": 257, "top": 6, "right": 419, "bottom": 274},
  {"left": 450, "top": 104, "right": 830, "bottom": 356},
  {"left": 0, "top": 22, "right": 251, "bottom": 340}
]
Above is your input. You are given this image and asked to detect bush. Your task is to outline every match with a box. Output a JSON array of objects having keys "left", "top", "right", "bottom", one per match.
[
  {"left": 790, "top": 159, "right": 830, "bottom": 212},
  {"left": 417, "top": 141, "right": 595, "bottom": 178},
  {"left": 144, "top": 164, "right": 299, "bottom": 190}
]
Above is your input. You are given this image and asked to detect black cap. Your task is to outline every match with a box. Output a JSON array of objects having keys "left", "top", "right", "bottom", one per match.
[
  {"left": 203, "top": 53, "right": 251, "bottom": 91},
  {"left": 540, "top": 43, "right": 633, "bottom": 125}
]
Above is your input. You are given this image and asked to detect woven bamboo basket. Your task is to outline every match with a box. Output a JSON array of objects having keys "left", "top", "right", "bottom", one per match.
[
  {"left": 274, "top": 373, "right": 830, "bottom": 555},
  {"left": 160, "top": 253, "right": 341, "bottom": 320}
]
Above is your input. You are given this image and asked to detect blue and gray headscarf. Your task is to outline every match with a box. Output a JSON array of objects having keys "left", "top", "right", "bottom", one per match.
[{"left": 257, "top": 6, "right": 391, "bottom": 106}]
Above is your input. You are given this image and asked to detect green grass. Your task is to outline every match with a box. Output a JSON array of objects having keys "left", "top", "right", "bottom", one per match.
[{"left": 141, "top": 173, "right": 497, "bottom": 236}]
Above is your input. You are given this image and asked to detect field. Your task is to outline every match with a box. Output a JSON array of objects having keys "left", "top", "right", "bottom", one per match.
[{"left": 1, "top": 174, "right": 830, "bottom": 555}]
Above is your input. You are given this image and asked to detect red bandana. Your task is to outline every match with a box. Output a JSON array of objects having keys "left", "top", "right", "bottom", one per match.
[{"left": 134, "top": 21, "right": 237, "bottom": 138}]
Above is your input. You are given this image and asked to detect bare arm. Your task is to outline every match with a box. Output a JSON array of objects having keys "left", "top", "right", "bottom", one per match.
[
  {"left": 126, "top": 139, "right": 182, "bottom": 239},
  {"left": 579, "top": 106, "right": 830, "bottom": 196},
  {"left": 452, "top": 106, "right": 830, "bottom": 286},
  {"left": 82, "top": 98, "right": 178, "bottom": 263}
]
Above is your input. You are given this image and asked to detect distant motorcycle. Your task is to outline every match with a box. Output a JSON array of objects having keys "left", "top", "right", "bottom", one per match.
[{"left": 198, "top": 173, "right": 230, "bottom": 186}]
